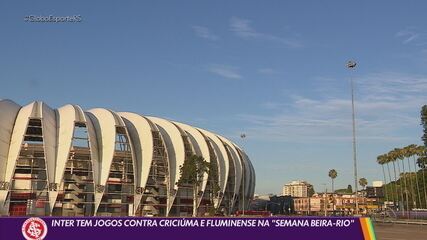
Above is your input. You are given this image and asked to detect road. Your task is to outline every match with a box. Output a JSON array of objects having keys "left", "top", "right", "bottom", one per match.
[{"left": 374, "top": 222, "right": 427, "bottom": 240}]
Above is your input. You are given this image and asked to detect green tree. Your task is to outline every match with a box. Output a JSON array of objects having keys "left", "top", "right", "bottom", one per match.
[
  {"left": 416, "top": 145, "right": 427, "bottom": 208},
  {"left": 207, "top": 160, "right": 220, "bottom": 215},
  {"left": 421, "top": 105, "right": 427, "bottom": 147},
  {"left": 359, "top": 178, "right": 368, "bottom": 190},
  {"left": 347, "top": 184, "right": 353, "bottom": 194},
  {"left": 408, "top": 144, "right": 420, "bottom": 209},
  {"left": 177, "top": 154, "right": 210, "bottom": 217},
  {"left": 419, "top": 105, "right": 427, "bottom": 208}
]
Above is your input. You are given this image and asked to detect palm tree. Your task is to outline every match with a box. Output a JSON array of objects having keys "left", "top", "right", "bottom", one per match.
[
  {"left": 385, "top": 154, "right": 396, "bottom": 207},
  {"left": 359, "top": 177, "right": 368, "bottom": 213},
  {"left": 328, "top": 169, "right": 337, "bottom": 211},
  {"left": 406, "top": 144, "right": 419, "bottom": 209},
  {"left": 393, "top": 148, "right": 409, "bottom": 216},
  {"left": 388, "top": 150, "right": 401, "bottom": 210},
  {"left": 391, "top": 149, "right": 405, "bottom": 213},
  {"left": 397, "top": 148, "right": 410, "bottom": 214},
  {"left": 403, "top": 145, "right": 416, "bottom": 210},
  {"left": 408, "top": 145, "right": 421, "bottom": 209},
  {"left": 359, "top": 178, "right": 368, "bottom": 190},
  {"left": 396, "top": 148, "right": 410, "bottom": 216},
  {"left": 379, "top": 145, "right": 427, "bottom": 211},
  {"left": 377, "top": 155, "right": 389, "bottom": 204}
]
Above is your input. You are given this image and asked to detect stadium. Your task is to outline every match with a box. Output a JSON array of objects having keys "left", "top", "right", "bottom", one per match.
[{"left": 0, "top": 99, "right": 255, "bottom": 217}]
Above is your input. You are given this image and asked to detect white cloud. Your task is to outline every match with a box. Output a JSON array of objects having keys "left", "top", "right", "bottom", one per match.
[
  {"left": 230, "top": 17, "right": 258, "bottom": 38},
  {"left": 396, "top": 29, "right": 419, "bottom": 44},
  {"left": 230, "top": 17, "right": 302, "bottom": 48},
  {"left": 358, "top": 72, "right": 427, "bottom": 94},
  {"left": 237, "top": 72, "right": 426, "bottom": 142},
  {"left": 191, "top": 25, "right": 219, "bottom": 41},
  {"left": 258, "top": 68, "right": 277, "bottom": 75},
  {"left": 207, "top": 64, "right": 242, "bottom": 79},
  {"left": 396, "top": 28, "right": 427, "bottom": 46}
]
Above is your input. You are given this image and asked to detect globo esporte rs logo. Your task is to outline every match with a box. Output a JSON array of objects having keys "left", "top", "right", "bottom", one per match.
[{"left": 21, "top": 217, "right": 48, "bottom": 240}]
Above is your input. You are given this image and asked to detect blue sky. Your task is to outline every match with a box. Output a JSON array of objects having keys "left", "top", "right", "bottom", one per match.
[{"left": 1, "top": 1, "right": 426, "bottom": 194}]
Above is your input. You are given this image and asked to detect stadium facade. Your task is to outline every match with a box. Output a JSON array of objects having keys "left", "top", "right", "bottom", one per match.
[{"left": 0, "top": 99, "right": 255, "bottom": 217}]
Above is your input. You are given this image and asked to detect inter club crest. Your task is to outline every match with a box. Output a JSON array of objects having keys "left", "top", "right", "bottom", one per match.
[{"left": 21, "top": 217, "right": 48, "bottom": 240}]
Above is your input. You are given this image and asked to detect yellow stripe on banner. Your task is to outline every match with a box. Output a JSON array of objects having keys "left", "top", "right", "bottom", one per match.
[
  {"left": 359, "top": 218, "right": 376, "bottom": 240},
  {"left": 366, "top": 218, "right": 376, "bottom": 240}
]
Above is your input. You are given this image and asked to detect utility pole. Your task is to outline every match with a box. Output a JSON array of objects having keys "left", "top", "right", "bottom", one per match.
[
  {"left": 240, "top": 133, "right": 246, "bottom": 216},
  {"left": 324, "top": 184, "right": 327, "bottom": 217}
]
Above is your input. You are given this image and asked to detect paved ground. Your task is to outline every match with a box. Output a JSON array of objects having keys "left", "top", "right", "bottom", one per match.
[{"left": 374, "top": 222, "right": 427, "bottom": 240}]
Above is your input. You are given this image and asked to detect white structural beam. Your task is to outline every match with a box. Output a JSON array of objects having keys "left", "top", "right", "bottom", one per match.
[
  {"left": 118, "top": 112, "right": 155, "bottom": 212},
  {"left": 217, "top": 135, "right": 242, "bottom": 209},
  {"left": 239, "top": 148, "right": 255, "bottom": 206},
  {"left": 84, "top": 109, "right": 100, "bottom": 191},
  {"left": 0, "top": 100, "right": 21, "bottom": 181},
  {"left": 86, "top": 108, "right": 134, "bottom": 214},
  {"left": 55, "top": 105, "right": 79, "bottom": 184},
  {"left": 54, "top": 104, "right": 99, "bottom": 214},
  {"left": 173, "top": 121, "right": 210, "bottom": 208},
  {"left": 147, "top": 116, "right": 185, "bottom": 215},
  {"left": 248, "top": 157, "right": 256, "bottom": 200},
  {"left": 4, "top": 102, "right": 36, "bottom": 188},
  {"left": 0, "top": 99, "right": 20, "bottom": 215},
  {"left": 88, "top": 108, "right": 138, "bottom": 215},
  {"left": 234, "top": 145, "right": 254, "bottom": 204},
  {"left": 196, "top": 129, "right": 222, "bottom": 208},
  {"left": 40, "top": 102, "right": 58, "bottom": 194},
  {"left": 3, "top": 102, "right": 58, "bottom": 212},
  {"left": 196, "top": 128, "right": 229, "bottom": 208},
  {"left": 2, "top": 102, "right": 37, "bottom": 215}
]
